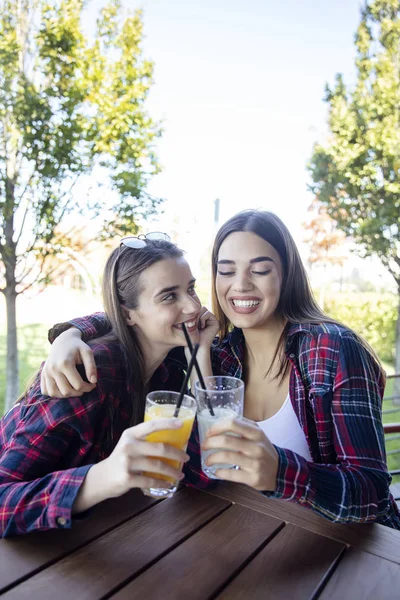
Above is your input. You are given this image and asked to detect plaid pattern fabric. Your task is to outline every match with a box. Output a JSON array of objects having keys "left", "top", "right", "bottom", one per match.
[
  {"left": 48, "top": 314, "right": 400, "bottom": 529},
  {"left": 212, "top": 323, "right": 400, "bottom": 528},
  {"left": 0, "top": 339, "right": 184, "bottom": 537}
]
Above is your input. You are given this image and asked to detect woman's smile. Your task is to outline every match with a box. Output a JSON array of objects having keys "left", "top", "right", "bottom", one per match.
[
  {"left": 229, "top": 296, "right": 262, "bottom": 314},
  {"left": 173, "top": 317, "right": 198, "bottom": 333}
]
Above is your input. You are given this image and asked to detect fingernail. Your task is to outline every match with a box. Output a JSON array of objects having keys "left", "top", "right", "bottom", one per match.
[
  {"left": 90, "top": 376, "right": 97, "bottom": 383},
  {"left": 179, "top": 473, "right": 185, "bottom": 480},
  {"left": 184, "top": 454, "right": 190, "bottom": 461}
]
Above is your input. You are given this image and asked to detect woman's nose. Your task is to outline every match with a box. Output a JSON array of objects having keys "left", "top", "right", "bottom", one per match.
[
  {"left": 181, "top": 294, "right": 201, "bottom": 315},
  {"left": 233, "top": 272, "right": 253, "bottom": 292}
]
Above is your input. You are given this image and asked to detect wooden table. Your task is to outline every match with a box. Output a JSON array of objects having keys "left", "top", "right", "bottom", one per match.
[{"left": 1, "top": 483, "right": 400, "bottom": 599}]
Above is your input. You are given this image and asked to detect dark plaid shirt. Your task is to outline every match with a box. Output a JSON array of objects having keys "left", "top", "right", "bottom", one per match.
[
  {"left": 1, "top": 316, "right": 398, "bottom": 537},
  {"left": 0, "top": 339, "right": 185, "bottom": 537},
  {"left": 52, "top": 314, "right": 400, "bottom": 529}
]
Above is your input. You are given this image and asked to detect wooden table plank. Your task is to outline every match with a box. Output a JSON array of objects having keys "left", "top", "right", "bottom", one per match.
[
  {"left": 111, "top": 504, "right": 284, "bottom": 599},
  {"left": 217, "top": 523, "right": 344, "bottom": 600},
  {"left": 208, "top": 482, "right": 400, "bottom": 564},
  {"left": 0, "top": 489, "right": 158, "bottom": 594},
  {"left": 319, "top": 548, "right": 400, "bottom": 600},
  {"left": 1, "top": 487, "right": 230, "bottom": 600}
]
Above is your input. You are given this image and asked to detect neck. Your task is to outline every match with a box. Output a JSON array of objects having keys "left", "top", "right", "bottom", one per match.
[
  {"left": 135, "top": 332, "right": 171, "bottom": 383},
  {"left": 242, "top": 316, "right": 286, "bottom": 370}
]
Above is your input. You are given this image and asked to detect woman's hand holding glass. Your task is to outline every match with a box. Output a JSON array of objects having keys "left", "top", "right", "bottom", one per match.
[
  {"left": 73, "top": 418, "right": 188, "bottom": 513},
  {"left": 102, "top": 418, "right": 189, "bottom": 494},
  {"left": 201, "top": 417, "right": 279, "bottom": 492}
]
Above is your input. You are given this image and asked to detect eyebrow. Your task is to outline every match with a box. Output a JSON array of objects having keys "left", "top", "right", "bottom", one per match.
[
  {"left": 217, "top": 257, "right": 275, "bottom": 265},
  {"left": 155, "top": 278, "right": 196, "bottom": 297}
]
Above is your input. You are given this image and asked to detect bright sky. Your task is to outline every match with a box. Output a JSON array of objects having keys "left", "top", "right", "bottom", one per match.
[
  {"left": 131, "top": 0, "right": 360, "bottom": 234},
  {"left": 75, "top": 0, "right": 397, "bottom": 295},
  {"left": 85, "top": 0, "right": 361, "bottom": 243}
]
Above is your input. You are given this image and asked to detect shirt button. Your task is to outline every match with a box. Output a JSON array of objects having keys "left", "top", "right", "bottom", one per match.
[
  {"left": 57, "top": 517, "right": 68, "bottom": 527},
  {"left": 289, "top": 353, "right": 295, "bottom": 359}
]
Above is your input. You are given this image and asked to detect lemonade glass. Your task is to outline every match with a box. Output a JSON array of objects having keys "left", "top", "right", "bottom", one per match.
[
  {"left": 143, "top": 390, "right": 196, "bottom": 498},
  {"left": 195, "top": 376, "right": 244, "bottom": 479}
]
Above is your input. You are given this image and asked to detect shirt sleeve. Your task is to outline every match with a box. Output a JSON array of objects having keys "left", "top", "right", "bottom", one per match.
[
  {"left": 263, "top": 333, "right": 393, "bottom": 524},
  {"left": 0, "top": 352, "right": 113, "bottom": 537},
  {"left": 48, "top": 312, "right": 111, "bottom": 343}
]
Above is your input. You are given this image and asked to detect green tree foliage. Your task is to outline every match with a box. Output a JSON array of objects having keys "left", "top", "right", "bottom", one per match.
[
  {"left": 0, "top": 0, "right": 162, "bottom": 409},
  {"left": 324, "top": 293, "right": 397, "bottom": 365},
  {"left": 308, "top": 0, "right": 400, "bottom": 386}
]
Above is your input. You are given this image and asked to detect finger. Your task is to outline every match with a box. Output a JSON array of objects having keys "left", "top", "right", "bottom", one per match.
[
  {"left": 58, "top": 363, "right": 94, "bottom": 393},
  {"left": 44, "top": 375, "right": 65, "bottom": 398},
  {"left": 205, "top": 450, "right": 254, "bottom": 471},
  {"left": 128, "top": 458, "right": 185, "bottom": 482},
  {"left": 129, "top": 418, "right": 184, "bottom": 440},
  {"left": 125, "top": 439, "right": 189, "bottom": 464},
  {"left": 202, "top": 434, "right": 262, "bottom": 458},
  {"left": 52, "top": 372, "right": 81, "bottom": 397},
  {"left": 40, "top": 371, "right": 48, "bottom": 396},
  {"left": 213, "top": 467, "right": 253, "bottom": 486},
  {"left": 80, "top": 347, "right": 98, "bottom": 384},
  {"left": 207, "top": 417, "right": 262, "bottom": 441},
  {"left": 199, "top": 311, "right": 210, "bottom": 330}
]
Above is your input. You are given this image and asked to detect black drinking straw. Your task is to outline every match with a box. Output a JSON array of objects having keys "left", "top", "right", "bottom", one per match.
[
  {"left": 174, "top": 343, "right": 200, "bottom": 418},
  {"left": 181, "top": 323, "right": 215, "bottom": 416}
]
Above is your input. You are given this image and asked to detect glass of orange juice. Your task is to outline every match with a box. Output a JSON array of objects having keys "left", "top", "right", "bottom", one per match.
[{"left": 143, "top": 390, "right": 196, "bottom": 498}]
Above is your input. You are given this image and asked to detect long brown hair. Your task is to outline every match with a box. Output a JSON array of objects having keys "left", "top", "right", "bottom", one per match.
[
  {"left": 211, "top": 210, "right": 383, "bottom": 380},
  {"left": 101, "top": 239, "right": 184, "bottom": 426},
  {"left": 15, "top": 240, "right": 183, "bottom": 422}
]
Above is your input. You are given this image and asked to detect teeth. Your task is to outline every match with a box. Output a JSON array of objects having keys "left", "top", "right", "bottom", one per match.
[
  {"left": 177, "top": 320, "right": 196, "bottom": 328},
  {"left": 232, "top": 300, "right": 260, "bottom": 308}
]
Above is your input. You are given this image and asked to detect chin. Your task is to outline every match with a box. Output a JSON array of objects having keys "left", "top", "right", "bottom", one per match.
[{"left": 229, "top": 312, "right": 267, "bottom": 330}]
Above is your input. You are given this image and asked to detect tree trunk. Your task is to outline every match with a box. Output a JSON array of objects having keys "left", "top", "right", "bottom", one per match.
[
  {"left": 4, "top": 289, "right": 19, "bottom": 413},
  {"left": 394, "top": 290, "right": 400, "bottom": 405}
]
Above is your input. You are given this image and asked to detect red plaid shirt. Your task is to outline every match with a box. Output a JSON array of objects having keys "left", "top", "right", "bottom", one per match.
[
  {"left": 50, "top": 314, "right": 400, "bottom": 530},
  {"left": 0, "top": 339, "right": 185, "bottom": 537}
]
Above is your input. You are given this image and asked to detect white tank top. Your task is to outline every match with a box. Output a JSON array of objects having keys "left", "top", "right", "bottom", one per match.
[{"left": 257, "top": 394, "right": 312, "bottom": 462}]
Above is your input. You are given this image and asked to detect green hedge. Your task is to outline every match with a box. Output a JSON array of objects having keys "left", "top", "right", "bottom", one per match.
[{"left": 323, "top": 293, "right": 397, "bottom": 365}]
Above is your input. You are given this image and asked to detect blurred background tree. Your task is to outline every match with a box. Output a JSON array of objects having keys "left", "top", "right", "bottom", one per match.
[
  {"left": 0, "top": 0, "right": 163, "bottom": 410},
  {"left": 303, "top": 199, "right": 347, "bottom": 308},
  {"left": 308, "top": 0, "right": 400, "bottom": 396}
]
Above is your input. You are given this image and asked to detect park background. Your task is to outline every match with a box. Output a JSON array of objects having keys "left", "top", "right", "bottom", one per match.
[{"left": 1, "top": 1, "right": 399, "bottom": 475}]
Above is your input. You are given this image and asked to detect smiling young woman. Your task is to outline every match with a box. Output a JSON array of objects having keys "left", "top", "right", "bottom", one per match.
[
  {"left": 38, "top": 211, "right": 400, "bottom": 529},
  {"left": 0, "top": 237, "right": 219, "bottom": 537}
]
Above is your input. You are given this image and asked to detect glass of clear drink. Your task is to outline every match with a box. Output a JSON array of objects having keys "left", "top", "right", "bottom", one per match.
[
  {"left": 195, "top": 376, "right": 244, "bottom": 479},
  {"left": 142, "top": 390, "right": 197, "bottom": 498}
]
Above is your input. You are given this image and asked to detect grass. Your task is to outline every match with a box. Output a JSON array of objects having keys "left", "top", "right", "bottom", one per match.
[{"left": 1, "top": 322, "right": 400, "bottom": 483}]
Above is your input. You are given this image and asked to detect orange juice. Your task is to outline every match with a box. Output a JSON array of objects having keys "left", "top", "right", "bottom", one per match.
[{"left": 144, "top": 403, "right": 196, "bottom": 482}]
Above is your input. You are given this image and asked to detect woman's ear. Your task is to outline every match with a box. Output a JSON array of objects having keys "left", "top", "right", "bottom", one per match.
[{"left": 122, "top": 306, "right": 136, "bottom": 326}]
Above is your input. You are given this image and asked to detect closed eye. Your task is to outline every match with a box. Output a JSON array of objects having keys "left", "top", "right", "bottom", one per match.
[
  {"left": 217, "top": 271, "right": 235, "bottom": 276},
  {"left": 252, "top": 270, "right": 271, "bottom": 275}
]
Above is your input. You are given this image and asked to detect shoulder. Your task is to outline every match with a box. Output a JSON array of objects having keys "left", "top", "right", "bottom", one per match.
[
  {"left": 287, "top": 322, "right": 357, "bottom": 354},
  {"left": 87, "top": 339, "right": 128, "bottom": 383},
  {"left": 287, "top": 322, "right": 382, "bottom": 387},
  {"left": 19, "top": 340, "right": 127, "bottom": 429}
]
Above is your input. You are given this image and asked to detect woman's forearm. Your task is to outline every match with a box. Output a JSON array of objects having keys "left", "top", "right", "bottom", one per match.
[{"left": 72, "top": 461, "right": 112, "bottom": 514}]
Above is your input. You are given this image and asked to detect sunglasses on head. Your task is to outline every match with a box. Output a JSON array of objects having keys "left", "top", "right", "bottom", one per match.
[{"left": 119, "top": 231, "right": 171, "bottom": 250}]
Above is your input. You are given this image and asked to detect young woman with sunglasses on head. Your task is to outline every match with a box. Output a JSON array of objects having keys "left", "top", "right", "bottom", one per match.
[
  {"left": 0, "top": 235, "right": 216, "bottom": 537},
  {"left": 40, "top": 213, "right": 400, "bottom": 529}
]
